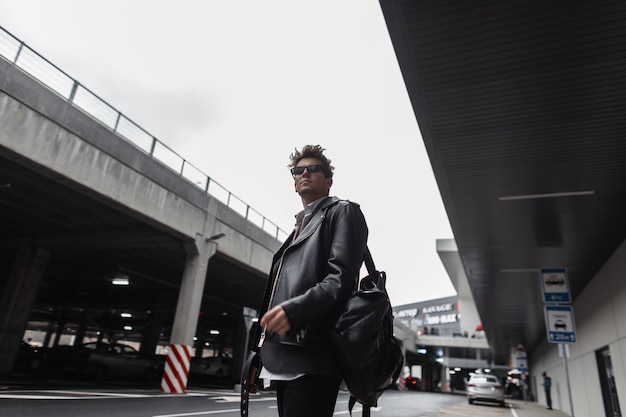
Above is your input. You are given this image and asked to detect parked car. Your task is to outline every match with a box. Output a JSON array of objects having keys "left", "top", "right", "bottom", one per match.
[
  {"left": 61, "top": 342, "right": 163, "bottom": 381},
  {"left": 16, "top": 341, "right": 47, "bottom": 371},
  {"left": 403, "top": 375, "right": 422, "bottom": 391},
  {"left": 505, "top": 369, "right": 523, "bottom": 399},
  {"left": 189, "top": 356, "right": 231, "bottom": 379},
  {"left": 467, "top": 373, "right": 505, "bottom": 407}
]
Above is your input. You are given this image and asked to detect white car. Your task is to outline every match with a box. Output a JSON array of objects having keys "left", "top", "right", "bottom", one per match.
[
  {"left": 467, "top": 374, "right": 505, "bottom": 407},
  {"left": 190, "top": 356, "right": 231, "bottom": 379},
  {"left": 61, "top": 342, "right": 162, "bottom": 381}
]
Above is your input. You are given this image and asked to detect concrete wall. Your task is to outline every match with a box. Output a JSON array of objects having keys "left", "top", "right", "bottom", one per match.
[
  {"left": 0, "top": 91, "right": 208, "bottom": 237},
  {"left": 530, "top": 239, "right": 626, "bottom": 416},
  {"left": 436, "top": 239, "right": 481, "bottom": 338}
]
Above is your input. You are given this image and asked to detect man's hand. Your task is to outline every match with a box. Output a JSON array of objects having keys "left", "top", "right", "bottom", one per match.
[{"left": 260, "top": 305, "right": 291, "bottom": 335}]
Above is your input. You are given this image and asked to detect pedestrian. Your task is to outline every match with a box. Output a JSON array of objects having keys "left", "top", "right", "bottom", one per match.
[
  {"left": 543, "top": 371, "right": 552, "bottom": 410},
  {"left": 248, "top": 145, "right": 369, "bottom": 417}
]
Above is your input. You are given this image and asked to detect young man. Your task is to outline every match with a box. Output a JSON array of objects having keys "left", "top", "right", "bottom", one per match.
[
  {"left": 251, "top": 145, "right": 369, "bottom": 417},
  {"left": 543, "top": 371, "right": 552, "bottom": 410}
]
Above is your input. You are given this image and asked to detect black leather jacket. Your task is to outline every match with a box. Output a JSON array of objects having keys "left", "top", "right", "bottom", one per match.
[{"left": 258, "top": 196, "right": 368, "bottom": 377}]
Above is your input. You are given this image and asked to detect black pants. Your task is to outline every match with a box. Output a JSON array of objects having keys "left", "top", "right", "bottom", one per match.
[
  {"left": 275, "top": 374, "right": 342, "bottom": 417},
  {"left": 545, "top": 389, "right": 552, "bottom": 409}
]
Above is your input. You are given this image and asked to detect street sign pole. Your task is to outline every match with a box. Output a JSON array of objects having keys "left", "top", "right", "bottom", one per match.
[
  {"left": 542, "top": 268, "right": 576, "bottom": 416},
  {"left": 560, "top": 344, "right": 575, "bottom": 417}
]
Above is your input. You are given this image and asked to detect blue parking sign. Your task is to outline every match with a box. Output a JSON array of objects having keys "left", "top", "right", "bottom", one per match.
[{"left": 545, "top": 305, "right": 576, "bottom": 344}]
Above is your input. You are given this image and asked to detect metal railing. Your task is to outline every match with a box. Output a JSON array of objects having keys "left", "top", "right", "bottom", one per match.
[{"left": 0, "top": 26, "right": 288, "bottom": 242}]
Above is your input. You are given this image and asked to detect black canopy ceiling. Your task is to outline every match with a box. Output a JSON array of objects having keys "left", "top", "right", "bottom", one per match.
[{"left": 380, "top": 0, "right": 626, "bottom": 364}]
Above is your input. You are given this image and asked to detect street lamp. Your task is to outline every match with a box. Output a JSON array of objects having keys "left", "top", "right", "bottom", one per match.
[{"left": 205, "top": 232, "right": 226, "bottom": 242}]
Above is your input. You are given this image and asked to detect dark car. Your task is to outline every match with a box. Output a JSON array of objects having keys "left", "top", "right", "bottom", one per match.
[
  {"left": 16, "top": 341, "right": 47, "bottom": 371},
  {"left": 505, "top": 370, "right": 523, "bottom": 399},
  {"left": 62, "top": 342, "right": 163, "bottom": 381},
  {"left": 403, "top": 375, "right": 422, "bottom": 391}
]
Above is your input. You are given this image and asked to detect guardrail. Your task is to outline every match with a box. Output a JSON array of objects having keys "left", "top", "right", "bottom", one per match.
[{"left": 0, "top": 26, "right": 288, "bottom": 242}]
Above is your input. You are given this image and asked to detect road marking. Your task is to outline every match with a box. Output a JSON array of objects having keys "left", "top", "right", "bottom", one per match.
[
  {"left": 334, "top": 406, "right": 381, "bottom": 415},
  {"left": 509, "top": 403, "right": 519, "bottom": 417},
  {"left": 438, "top": 402, "right": 506, "bottom": 416},
  {"left": 0, "top": 388, "right": 235, "bottom": 400},
  {"left": 153, "top": 409, "right": 239, "bottom": 417},
  {"left": 0, "top": 394, "right": 82, "bottom": 399},
  {"left": 212, "top": 395, "right": 274, "bottom": 403},
  {"left": 46, "top": 390, "right": 148, "bottom": 397},
  {"left": 208, "top": 395, "right": 239, "bottom": 403}
]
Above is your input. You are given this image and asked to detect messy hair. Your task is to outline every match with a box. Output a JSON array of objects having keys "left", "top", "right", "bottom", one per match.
[{"left": 288, "top": 145, "right": 334, "bottom": 178}]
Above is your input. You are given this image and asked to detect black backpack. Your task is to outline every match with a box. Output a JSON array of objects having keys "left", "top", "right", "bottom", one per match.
[{"left": 331, "top": 247, "right": 404, "bottom": 417}]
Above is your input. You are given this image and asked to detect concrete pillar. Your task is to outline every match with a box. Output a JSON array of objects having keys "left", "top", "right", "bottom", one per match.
[
  {"left": 442, "top": 347, "right": 451, "bottom": 392},
  {"left": 43, "top": 321, "right": 54, "bottom": 348},
  {"left": 140, "top": 311, "right": 163, "bottom": 356},
  {"left": 169, "top": 234, "right": 216, "bottom": 345},
  {"left": 161, "top": 232, "right": 219, "bottom": 393},
  {"left": 0, "top": 240, "right": 50, "bottom": 375},
  {"left": 73, "top": 313, "right": 88, "bottom": 347},
  {"left": 193, "top": 326, "right": 204, "bottom": 358},
  {"left": 52, "top": 321, "right": 65, "bottom": 347}
]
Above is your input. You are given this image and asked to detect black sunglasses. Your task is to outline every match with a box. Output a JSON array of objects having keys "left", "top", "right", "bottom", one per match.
[{"left": 290, "top": 164, "right": 326, "bottom": 178}]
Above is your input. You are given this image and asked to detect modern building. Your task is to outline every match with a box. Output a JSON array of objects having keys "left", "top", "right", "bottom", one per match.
[
  {"left": 380, "top": 2, "right": 626, "bottom": 416},
  {"left": 394, "top": 294, "right": 491, "bottom": 393}
]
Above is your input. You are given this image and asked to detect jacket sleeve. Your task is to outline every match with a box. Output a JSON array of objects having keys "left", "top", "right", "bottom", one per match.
[{"left": 280, "top": 201, "right": 368, "bottom": 331}]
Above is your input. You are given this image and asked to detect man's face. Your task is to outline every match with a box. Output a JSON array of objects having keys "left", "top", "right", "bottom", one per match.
[{"left": 293, "top": 157, "right": 333, "bottom": 205}]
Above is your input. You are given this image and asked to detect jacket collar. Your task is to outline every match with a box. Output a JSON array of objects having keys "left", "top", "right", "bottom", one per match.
[{"left": 289, "top": 196, "right": 340, "bottom": 247}]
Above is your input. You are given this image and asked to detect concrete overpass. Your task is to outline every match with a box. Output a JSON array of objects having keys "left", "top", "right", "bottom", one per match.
[{"left": 0, "top": 28, "right": 284, "bottom": 382}]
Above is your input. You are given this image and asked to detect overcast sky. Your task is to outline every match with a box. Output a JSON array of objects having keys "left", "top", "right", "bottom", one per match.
[{"left": 1, "top": 0, "right": 456, "bottom": 306}]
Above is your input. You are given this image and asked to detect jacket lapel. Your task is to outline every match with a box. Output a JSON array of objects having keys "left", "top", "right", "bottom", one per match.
[{"left": 291, "top": 196, "right": 339, "bottom": 246}]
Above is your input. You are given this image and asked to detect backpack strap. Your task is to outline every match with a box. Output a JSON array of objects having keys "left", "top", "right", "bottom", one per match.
[
  {"left": 354, "top": 248, "right": 378, "bottom": 417},
  {"left": 363, "top": 247, "right": 376, "bottom": 275},
  {"left": 240, "top": 351, "right": 259, "bottom": 417},
  {"left": 348, "top": 395, "right": 372, "bottom": 417},
  {"left": 350, "top": 246, "right": 374, "bottom": 417}
]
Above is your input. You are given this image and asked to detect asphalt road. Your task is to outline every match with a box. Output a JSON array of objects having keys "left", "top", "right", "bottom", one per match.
[{"left": 0, "top": 386, "right": 497, "bottom": 417}]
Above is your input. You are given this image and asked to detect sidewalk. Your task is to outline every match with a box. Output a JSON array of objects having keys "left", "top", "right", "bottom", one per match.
[{"left": 507, "top": 399, "right": 570, "bottom": 417}]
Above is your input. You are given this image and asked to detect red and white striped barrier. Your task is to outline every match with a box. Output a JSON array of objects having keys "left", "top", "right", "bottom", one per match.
[{"left": 160, "top": 344, "right": 192, "bottom": 393}]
